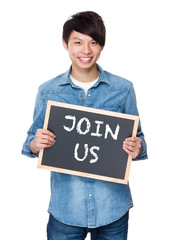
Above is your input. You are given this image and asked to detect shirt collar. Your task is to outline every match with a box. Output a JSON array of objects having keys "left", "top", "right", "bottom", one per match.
[{"left": 58, "top": 64, "right": 110, "bottom": 86}]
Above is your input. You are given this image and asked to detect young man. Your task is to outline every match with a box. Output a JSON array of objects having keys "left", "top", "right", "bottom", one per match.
[{"left": 22, "top": 11, "right": 148, "bottom": 240}]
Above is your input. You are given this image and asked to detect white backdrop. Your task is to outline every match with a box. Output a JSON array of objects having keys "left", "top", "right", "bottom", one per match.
[{"left": 0, "top": 0, "right": 172, "bottom": 239}]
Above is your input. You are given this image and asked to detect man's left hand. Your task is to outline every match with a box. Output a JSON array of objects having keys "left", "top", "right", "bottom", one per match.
[{"left": 123, "top": 137, "right": 142, "bottom": 159}]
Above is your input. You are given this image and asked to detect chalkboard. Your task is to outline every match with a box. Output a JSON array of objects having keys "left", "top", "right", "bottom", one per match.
[{"left": 38, "top": 101, "right": 139, "bottom": 184}]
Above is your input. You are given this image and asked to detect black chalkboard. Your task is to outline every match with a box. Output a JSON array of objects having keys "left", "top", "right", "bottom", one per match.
[{"left": 38, "top": 101, "right": 139, "bottom": 184}]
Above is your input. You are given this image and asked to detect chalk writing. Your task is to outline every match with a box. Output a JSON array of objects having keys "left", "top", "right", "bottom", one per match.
[
  {"left": 63, "top": 115, "right": 120, "bottom": 139},
  {"left": 76, "top": 117, "right": 91, "bottom": 135},
  {"left": 63, "top": 115, "right": 76, "bottom": 132},
  {"left": 91, "top": 120, "right": 103, "bottom": 137},
  {"left": 63, "top": 115, "right": 120, "bottom": 164},
  {"left": 74, "top": 144, "right": 100, "bottom": 164},
  {"left": 74, "top": 143, "right": 89, "bottom": 161},
  {"left": 104, "top": 124, "right": 120, "bottom": 140},
  {"left": 90, "top": 146, "right": 100, "bottom": 164}
]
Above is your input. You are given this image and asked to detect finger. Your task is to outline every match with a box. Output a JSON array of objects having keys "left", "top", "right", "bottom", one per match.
[
  {"left": 125, "top": 137, "right": 141, "bottom": 144},
  {"left": 42, "top": 129, "right": 56, "bottom": 138},
  {"left": 35, "top": 130, "right": 56, "bottom": 148},
  {"left": 126, "top": 136, "right": 141, "bottom": 142},
  {"left": 123, "top": 141, "right": 141, "bottom": 150},
  {"left": 41, "top": 136, "right": 56, "bottom": 145},
  {"left": 35, "top": 142, "right": 54, "bottom": 150},
  {"left": 123, "top": 145, "right": 139, "bottom": 159},
  {"left": 123, "top": 145, "right": 130, "bottom": 155},
  {"left": 41, "top": 132, "right": 56, "bottom": 141},
  {"left": 36, "top": 133, "right": 56, "bottom": 145},
  {"left": 123, "top": 145, "right": 136, "bottom": 153},
  {"left": 36, "top": 129, "right": 56, "bottom": 138},
  {"left": 124, "top": 137, "right": 141, "bottom": 148},
  {"left": 123, "top": 142, "right": 138, "bottom": 153}
]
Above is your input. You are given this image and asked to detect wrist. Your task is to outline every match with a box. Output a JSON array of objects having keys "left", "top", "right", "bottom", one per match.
[{"left": 30, "top": 138, "right": 39, "bottom": 154}]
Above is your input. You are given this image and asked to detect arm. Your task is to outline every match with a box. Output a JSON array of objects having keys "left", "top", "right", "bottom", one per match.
[
  {"left": 22, "top": 89, "right": 55, "bottom": 157},
  {"left": 123, "top": 83, "right": 148, "bottom": 160}
]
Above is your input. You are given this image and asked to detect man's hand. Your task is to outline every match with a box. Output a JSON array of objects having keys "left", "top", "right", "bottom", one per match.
[
  {"left": 30, "top": 129, "right": 56, "bottom": 154},
  {"left": 123, "top": 137, "right": 142, "bottom": 159}
]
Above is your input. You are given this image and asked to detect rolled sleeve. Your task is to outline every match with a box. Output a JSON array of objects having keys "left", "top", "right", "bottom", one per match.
[{"left": 21, "top": 134, "right": 38, "bottom": 158}]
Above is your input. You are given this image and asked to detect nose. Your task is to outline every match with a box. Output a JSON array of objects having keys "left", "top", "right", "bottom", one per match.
[{"left": 81, "top": 43, "right": 92, "bottom": 54}]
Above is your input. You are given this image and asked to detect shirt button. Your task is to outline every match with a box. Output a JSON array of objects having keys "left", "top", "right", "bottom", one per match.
[
  {"left": 89, "top": 193, "right": 92, "bottom": 197},
  {"left": 88, "top": 94, "right": 91, "bottom": 97},
  {"left": 80, "top": 94, "right": 83, "bottom": 98}
]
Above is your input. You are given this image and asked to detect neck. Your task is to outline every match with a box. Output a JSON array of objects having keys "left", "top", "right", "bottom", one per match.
[{"left": 70, "top": 64, "right": 99, "bottom": 83}]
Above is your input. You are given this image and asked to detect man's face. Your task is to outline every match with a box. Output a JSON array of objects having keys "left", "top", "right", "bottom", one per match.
[{"left": 63, "top": 31, "right": 103, "bottom": 71}]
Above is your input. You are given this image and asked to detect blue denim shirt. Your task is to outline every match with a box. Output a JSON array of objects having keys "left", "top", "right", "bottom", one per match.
[{"left": 22, "top": 64, "right": 148, "bottom": 228}]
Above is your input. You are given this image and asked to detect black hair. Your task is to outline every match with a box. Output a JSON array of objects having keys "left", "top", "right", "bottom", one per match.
[{"left": 63, "top": 11, "right": 106, "bottom": 47}]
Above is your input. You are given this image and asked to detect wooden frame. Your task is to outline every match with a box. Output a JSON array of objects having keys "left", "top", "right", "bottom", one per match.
[{"left": 38, "top": 101, "right": 139, "bottom": 184}]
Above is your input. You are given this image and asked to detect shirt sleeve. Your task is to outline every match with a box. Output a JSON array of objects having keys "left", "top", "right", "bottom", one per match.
[
  {"left": 124, "top": 82, "right": 148, "bottom": 161},
  {"left": 21, "top": 89, "right": 47, "bottom": 158}
]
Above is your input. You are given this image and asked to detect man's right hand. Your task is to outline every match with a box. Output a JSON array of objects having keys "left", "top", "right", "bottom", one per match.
[{"left": 30, "top": 129, "right": 56, "bottom": 154}]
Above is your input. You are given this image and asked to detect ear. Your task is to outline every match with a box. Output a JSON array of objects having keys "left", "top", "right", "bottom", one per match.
[{"left": 62, "top": 39, "right": 68, "bottom": 51}]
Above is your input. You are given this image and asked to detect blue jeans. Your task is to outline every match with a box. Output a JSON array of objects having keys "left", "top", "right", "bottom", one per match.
[{"left": 47, "top": 212, "right": 129, "bottom": 240}]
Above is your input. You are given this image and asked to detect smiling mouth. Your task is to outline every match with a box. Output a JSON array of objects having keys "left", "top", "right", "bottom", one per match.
[{"left": 78, "top": 57, "right": 93, "bottom": 63}]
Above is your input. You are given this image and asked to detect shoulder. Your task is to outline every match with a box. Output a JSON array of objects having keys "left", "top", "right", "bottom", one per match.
[
  {"left": 104, "top": 70, "right": 133, "bottom": 91},
  {"left": 38, "top": 72, "right": 68, "bottom": 94}
]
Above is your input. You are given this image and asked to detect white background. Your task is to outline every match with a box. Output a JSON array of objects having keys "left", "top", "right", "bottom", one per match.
[{"left": 0, "top": 0, "right": 172, "bottom": 239}]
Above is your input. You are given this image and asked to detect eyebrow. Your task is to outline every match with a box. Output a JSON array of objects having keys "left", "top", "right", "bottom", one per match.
[
  {"left": 72, "top": 37, "right": 82, "bottom": 40},
  {"left": 71, "top": 37, "right": 94, "bottom": 41}
]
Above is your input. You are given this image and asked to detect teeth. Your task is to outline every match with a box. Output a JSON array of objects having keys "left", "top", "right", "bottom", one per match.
[{"left": 80, "top": 58, "right": 91, "bottom": 60}]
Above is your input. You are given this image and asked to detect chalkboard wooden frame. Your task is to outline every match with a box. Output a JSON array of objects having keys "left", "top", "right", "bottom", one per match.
[{"left": 38, "top": 101, "right": 139, "bottom": 184}]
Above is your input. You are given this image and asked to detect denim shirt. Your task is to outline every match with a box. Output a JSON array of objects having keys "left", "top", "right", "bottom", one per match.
[{"left": 22, "top": 64, "right": 148, "bottom": 228}]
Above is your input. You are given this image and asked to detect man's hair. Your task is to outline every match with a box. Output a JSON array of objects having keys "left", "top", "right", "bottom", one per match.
[{"left": 63, "top": 11, "right": 106, "bottom": 47}]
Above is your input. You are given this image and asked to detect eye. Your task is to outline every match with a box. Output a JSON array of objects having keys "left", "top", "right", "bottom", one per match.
[
  {"left": 90, "top": 41, "right": 97, "bottom": 45},
  {"left": 74, "top": 41, "right": 81, "bottom": 45}
]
